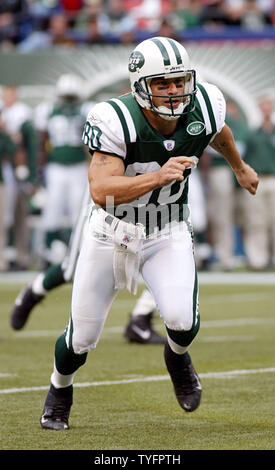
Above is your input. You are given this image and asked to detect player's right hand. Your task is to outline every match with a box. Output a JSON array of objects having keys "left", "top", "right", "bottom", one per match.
[{"left": 156, "top": 156, "right": 196, "bottom": 186}]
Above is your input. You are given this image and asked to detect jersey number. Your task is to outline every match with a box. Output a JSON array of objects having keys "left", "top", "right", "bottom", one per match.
[
  {"left": 83, "top": 122, "right": 102, "bottom": 150},
  {"left": 125, "top": 162, "right": 189, "bottom": 206}
]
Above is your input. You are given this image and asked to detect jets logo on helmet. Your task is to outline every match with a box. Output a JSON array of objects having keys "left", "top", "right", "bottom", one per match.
[
  {"left": 129, "top": 37, "right": 197, "bottom": 121},
  {"left": 128, "top": 51, "right": 145, "bottom": 72}
]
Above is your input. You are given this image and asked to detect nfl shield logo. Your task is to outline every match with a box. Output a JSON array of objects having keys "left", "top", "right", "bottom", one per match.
[
  {"left": 163, "top": 140, "right": 175, "bottom": 151},
  {"left": 122, "top": 234, "right": 131, "bottom": 244},
  {"left": 121, "top": 233, "right": 132, "bottom": 249}
]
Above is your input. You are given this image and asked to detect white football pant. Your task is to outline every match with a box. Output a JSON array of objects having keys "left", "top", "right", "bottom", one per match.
[{"left": 69, "top": 220, "right": 198, "bottom": 355}]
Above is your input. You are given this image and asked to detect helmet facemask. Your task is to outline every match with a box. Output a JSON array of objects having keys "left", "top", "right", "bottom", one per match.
[{"left": 134, "top": 70, "right": 196, "bottom": 121}]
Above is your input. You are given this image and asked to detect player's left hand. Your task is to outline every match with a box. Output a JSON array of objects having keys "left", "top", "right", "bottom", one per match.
[{"left": 234, "top": 161, "right": 259, "bottom": 195}]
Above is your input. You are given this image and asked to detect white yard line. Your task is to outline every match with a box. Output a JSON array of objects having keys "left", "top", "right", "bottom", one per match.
[
  {"left": 1, "top": 271, "right": 275, "bottom": 285},
  {"left": 13, "top": 329, "right": 66, "bottom": 337},
  {"left": 199, "top": 335, "right": 255, "bottom": 342},
  {"left": 12, "top": 316, "right": 275, "bottom": 339},
  {"left": 0, "top": 367, "right": 274, "bottom": 395},
  {"left": 201, "top": 317, "right": 275, "bottom": 328},
  {"left": 198, "top": 272, "right": 275, "bottom": 285},
  {"left": 0, "top": 373, "right": 17, "bottom": 378},
  {"left": 202, "top": 292, "right": 275, "bottom": 303}
]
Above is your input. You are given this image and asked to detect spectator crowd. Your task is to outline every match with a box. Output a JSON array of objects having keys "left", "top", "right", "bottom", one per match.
[{"left": 0, "top": 0, "right": 274, "bottom": 51}]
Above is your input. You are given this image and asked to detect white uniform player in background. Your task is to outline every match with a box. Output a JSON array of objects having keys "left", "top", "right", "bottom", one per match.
[
  {"left": 35, "top": 74, "right": 90, "bottom": 266},
  {"left": 1, "top": 86, "right": 37, "bottom": 269}
]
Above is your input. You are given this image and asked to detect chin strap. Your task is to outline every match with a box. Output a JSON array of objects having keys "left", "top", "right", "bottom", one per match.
[{"left": 156, "top": 106, "right": 182, "bottom": 121}]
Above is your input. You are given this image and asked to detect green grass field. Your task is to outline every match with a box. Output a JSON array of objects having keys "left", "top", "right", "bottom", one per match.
[{"left": 0, "top": 276, "right": 275, "bottom": 451}]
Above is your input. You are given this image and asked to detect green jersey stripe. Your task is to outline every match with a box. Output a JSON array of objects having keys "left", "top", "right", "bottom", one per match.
[
  {"left": 196, "top": 87, "right": 211, "bottom": 134},
  {"left": 166, "top": 38, "right": 183, "bottom": 65},
  {"left": 197, "top": 84, "right": 217, "bottom": 135},
  {"left": 107, "top": 99, "right": 131, "bottom": 143},
  {"left": 151, "top": 38, "right": 171, "bottom": 66},
  {"left": 111, "top": 98, "right": 137, "bottom": 142}
]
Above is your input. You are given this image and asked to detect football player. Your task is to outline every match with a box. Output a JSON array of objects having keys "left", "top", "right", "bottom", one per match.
[
  {"left": 36, "top": 73, "right": 89, "bottom": 266},
  {"left": 39, "top": 37, "right": 258, "bottom": 430}
]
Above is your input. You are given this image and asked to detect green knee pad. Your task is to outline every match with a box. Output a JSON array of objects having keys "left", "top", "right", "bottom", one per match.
[
  {"left": 43, "top": 264, "right": 66, "bottom": 291},
  {"left": 55, "top": 330, "right": 87, "bottom": 375},
  {"left": 166, "top": 314, "right": 200, "bottom": 348}
]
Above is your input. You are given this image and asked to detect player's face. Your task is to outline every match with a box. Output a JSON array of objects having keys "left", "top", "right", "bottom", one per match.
[
  {"left": 259, "top": 98, "right": 273, "bottom": 118},
  {"left": 150, "top": 77, "right": 185, "bottom": 110}
]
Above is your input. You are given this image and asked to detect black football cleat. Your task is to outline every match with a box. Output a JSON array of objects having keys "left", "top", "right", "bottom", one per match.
[
  {"left": 10, "top": 285, "right": 44, "bottom": 330},
  {"left": 164, "top": 341, "right": 202, "bottom": 412},
  {"left": 124, "top": 311, "right": 165, "bottom": 344},
  {"left": 40, "top": 384, "right": 73, "bottom": 430}
]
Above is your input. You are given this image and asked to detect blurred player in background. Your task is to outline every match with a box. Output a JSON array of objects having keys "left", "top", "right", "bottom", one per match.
[
  {"left": 1, "top": 86, "right": 38, "bottom": 270},
  {"left": 0, "top": 111, "right": 25, "bottom": 271},
  {"left": 35, "top": 73, "right": 89, "bottom": 266}
]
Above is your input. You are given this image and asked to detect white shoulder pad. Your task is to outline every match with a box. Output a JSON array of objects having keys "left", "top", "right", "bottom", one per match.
[
  {"left": 34, "top": 101, "right": 53, "bottom": 131},
  {"left": 15, "top": 102, "right": 33, "bottom": 123},
  {"left": 80, "top": 101, "right": 96, "bottom": 118},
  {"left": 83, "top": 101, "right": 126, "bottom": 158},
  {"left": 2, "top": 102, "right": 32, "bottom": 133},
  {"left": 201, "top": 82, "right": 226, "bottom": 134}
]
